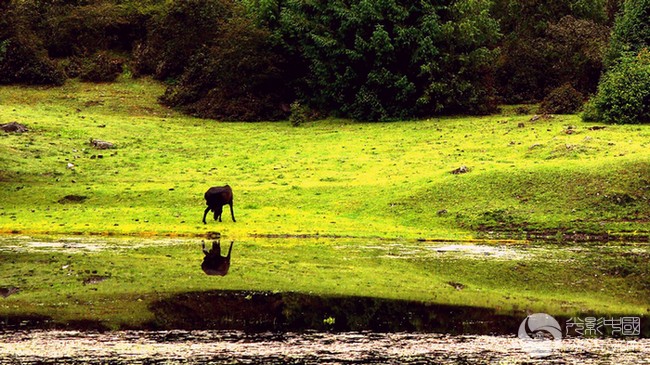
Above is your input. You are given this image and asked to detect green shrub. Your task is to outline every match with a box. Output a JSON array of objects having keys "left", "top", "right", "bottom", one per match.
[
  {"left": 0, "top": 3, "right": 65, "bottom": 86},
  {"left": 34, "top": 1, "right": 147, "bottom": 58},
  {"left": 539, "top": 83, "right": 585, "bottom": 114},
  {"left": 544, "top": 16, "right": 610, "bottom": 96},
  {"left": 584, "top": 50, "right": 650, "bottom": 124},
  {"left": 159, "top": 16, "right": 287, "bottom": 121},
  {"left": 580, "top": 98, "right": 600, "bottom": 122},
  {"left": 79, "top": 51, "right": 125, "bottom": 82},
  {"left": 0, "top": 38, "right": 66, "bottom": 85},
  {"left": 289, "top": 102, "right": 310, "bottom": 127},
  {"left": 133, "top": 0, "right": 232, "bottom": 80},
  {"left": 606, "top": 0, "right": 650, "bottom": 67},
  {"left": 491, "top": 0, "right": 609, "bottom": 103},
  {"left": 267, "top": 0, "right": 500, "bottom": 121},
  {"left": 58, "top": 57, "right": 84, "bottom": 79}
]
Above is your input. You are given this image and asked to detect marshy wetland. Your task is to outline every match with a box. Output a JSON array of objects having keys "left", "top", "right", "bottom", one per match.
[
  {"left": 1, "top": 235, "right": 648, "bottom": 330},
  {"left": 0, "top": 235, "right": 649, "bottom": 363}
]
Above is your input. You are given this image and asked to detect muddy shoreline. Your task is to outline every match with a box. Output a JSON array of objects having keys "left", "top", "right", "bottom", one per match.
[
  {"left": 1, "top": 329, "right": 649, "bottom": 365},
  {"left": 1, "top": 227, "right": 649, "bottom": 244}
]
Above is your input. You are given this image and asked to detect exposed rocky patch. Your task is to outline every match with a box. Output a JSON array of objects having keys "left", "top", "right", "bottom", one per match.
[
  {"left": 82, "top": 275, "right": 110, "bottom": 285},
  {"left": 451, "top": 165, "right": 469, "bottom": 174},
  {"left": 89, "top": 138, "right": 115, "bottom": 149}
]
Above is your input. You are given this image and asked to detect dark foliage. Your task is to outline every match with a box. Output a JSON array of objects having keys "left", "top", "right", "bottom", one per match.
[
  {"left": 266, "top": 0, "right": 500, "bottom": 121},
  {"left": 539, "top": 83, "right": 585, "bottom": 114},
  {"left": 544, "top": 16, "right": 610, "bottom": 96},
  {"left": 79, "top": 51, "right": 125, "bottom": 82},
  {"left": 20, "top": 1, "right": 149, "bottom": 58},
  {"left": 491, "top": 0, "right": 610, "bottom": 103},
  {"left": 494, "top": 38, "right": 550, "bottom": 103},
  {"left": 0, "top": 2, "right": 65, "bottom": 85},
  {"left": 606, "top": 0, "right": 624, "bottom": 23},
  {"left": 606, "top": 0, "right": 650, "bottom": 67},
  {"left": 133, "top": 0, "right": 233, "bottom": 80},
  {"left": 0, "top": 38, "right": 66, "bottom": 86},
  {"left": 0, "top": 0, "right": 635, "bottom": 122},
  {"left": 158, "top": 3, "right": 288, "bottom": 121},
  {"left": 585, "top": 0, "right": 650, "bottom": 124},
  {"left": 289, "top": 102, "right": 311, "bottom": 127},
  {"left": 58, "top": 57, "right": 84, "bottom": 79}
]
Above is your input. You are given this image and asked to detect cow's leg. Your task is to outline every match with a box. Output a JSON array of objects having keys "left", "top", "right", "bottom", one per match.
[
  {"left": 214, "top": 205, "right": 223, "bottom": 222},
  {"left": 229, "top": 202, "right": 236, "bottom": 222},
  {"left": 203, "top": 206, "right": 211, "bottom": 224}
]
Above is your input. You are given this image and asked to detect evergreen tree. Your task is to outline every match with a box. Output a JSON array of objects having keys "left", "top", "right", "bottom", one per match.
[{"left": 606, "top": 0, "right": 650, "bottom": 67}]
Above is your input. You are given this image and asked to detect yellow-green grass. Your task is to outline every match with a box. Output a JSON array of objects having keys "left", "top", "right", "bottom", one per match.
[
  {"left": 0, "top": 77, "right": 649, "bottom": 329},
  {"left": 1, "top": 78, "right": 649, "bottom": 240}
]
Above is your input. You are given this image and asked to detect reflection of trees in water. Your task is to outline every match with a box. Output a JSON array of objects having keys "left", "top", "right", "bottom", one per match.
[{"left": 149, "top": 291, "right": 552, "bottom": 334}]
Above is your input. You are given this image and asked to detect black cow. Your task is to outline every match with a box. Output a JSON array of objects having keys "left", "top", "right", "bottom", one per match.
[
  {"left": 201, "top": 240, "right": 233, "bottom": 276},
  {"left": 203, "top": 185, "right": 236, "bottom": 224}
]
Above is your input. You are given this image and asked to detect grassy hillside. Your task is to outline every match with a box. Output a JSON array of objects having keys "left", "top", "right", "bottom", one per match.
[
  {"left": 0, "top": 78, "right": 649, "bottom": 329},
  {"left": 1, "top": 78, "right": 649, "bottom": 240}
]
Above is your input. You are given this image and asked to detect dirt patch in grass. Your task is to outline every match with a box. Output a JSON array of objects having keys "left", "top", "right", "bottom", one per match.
[
  {"left": 0, "top": 286, "right": 20, "bottom": 298},
  {"left": 1, "top": 121, "right": 28, "bottom": 133},
  {"left": 57, "top": 195, "right": 88, "bottom": 204},
  {"left": 82, "top": 275, "right": 110, "bottom": 285}
]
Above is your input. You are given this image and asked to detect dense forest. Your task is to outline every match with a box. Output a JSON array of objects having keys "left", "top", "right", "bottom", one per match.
[{"left": 1, "top": 0, "right": 649, "bottom": 123}]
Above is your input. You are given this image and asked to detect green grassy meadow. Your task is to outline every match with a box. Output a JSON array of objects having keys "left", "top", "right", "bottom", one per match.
[
  {"left": 1, "top": 78, "right": 649, "bottom": 329},
  {"left": 1, "top": 78, "right": 649, "bottom": 240}
]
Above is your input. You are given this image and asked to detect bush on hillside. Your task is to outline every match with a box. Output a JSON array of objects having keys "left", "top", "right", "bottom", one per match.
[
  {"left": 545, "top": 16, "right": 610, "bottom": 96},
  {"left": 79, "top": 51, "right": 125, "bottom": 82},
  {"left": 289, "top": 102, "right": 311, "bottom": 127},
  {"left": 132, "top": 0, "right": 233, "bottom": 80},
  {"left": 0, "top": 37, "right": 66, "bottom": 86},
  {"left": 491, "top": 0, "right": 610, "bottom": 103},
  {"left": 2, "top": 0, "right": 144, "bottom": 85},
  {"left": 37, "top": 1, "right": 148, "bottom": 58},
  {"left": 539, "top": 83, "right": 585, "bottom": 114},
  {"left": 0, "top": 3, "right": 65, "bottom": 85},
  {"left": 159, "top": 17, "right": 287, "bottom": 121},
  {"left": 583, "top": 50, "right": 650, "bottom": 124},
  {"left": 606, "top": 0, "right": 650, "bottom": 67},
  {"left": 267, "top": 0, "right": 500, "bottom": 121}
]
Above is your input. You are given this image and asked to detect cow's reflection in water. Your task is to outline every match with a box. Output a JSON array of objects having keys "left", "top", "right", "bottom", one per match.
[{"left": 201, "top": 240, "right": 233, "bottom": 276}]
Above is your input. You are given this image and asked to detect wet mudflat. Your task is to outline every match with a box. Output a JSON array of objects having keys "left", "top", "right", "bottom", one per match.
[{"left": 0, "top": 330, "right": 649, "bottom": 364}]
